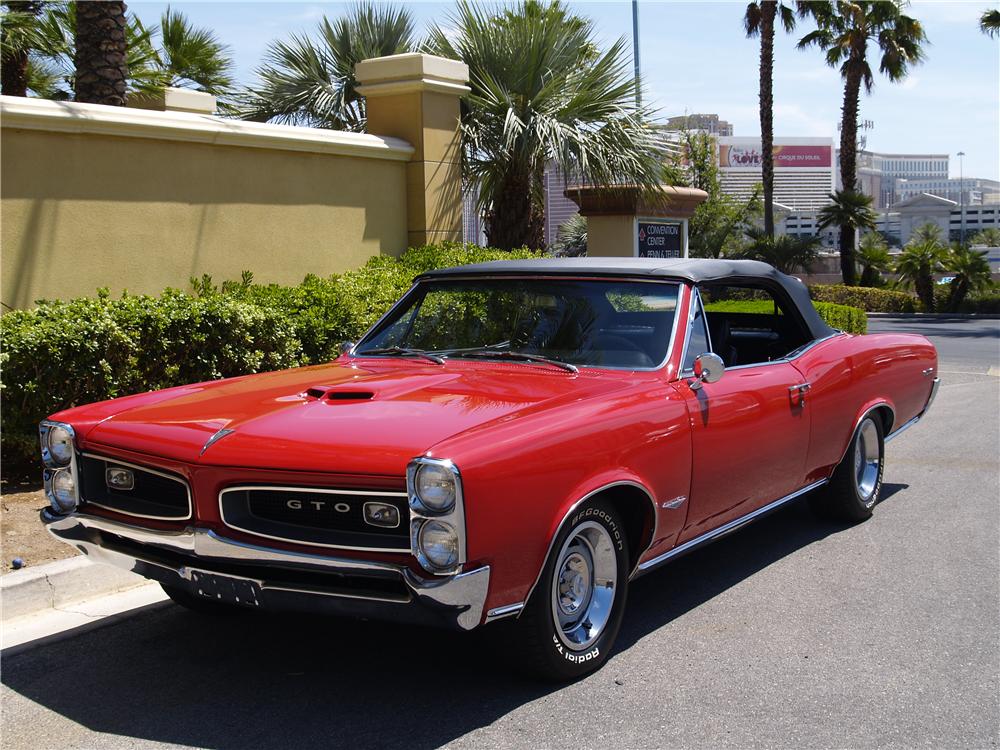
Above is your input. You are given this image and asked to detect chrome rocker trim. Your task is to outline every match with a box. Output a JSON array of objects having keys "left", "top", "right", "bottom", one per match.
[
  {"left": 633, "top": 478, "right": 829, "bottom": 576},
  {"left": 43, "top": 511, "right": 489, "bottom": 630}
]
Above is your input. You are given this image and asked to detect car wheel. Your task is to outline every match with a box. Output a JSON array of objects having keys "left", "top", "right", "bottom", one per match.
[
  {"left": 811, "top": 415, "right": 885, "bottom": 522},
  {"left": 514, "top": 499, "right": 629, "bottom": 681},
  {"left": 160, "top": 583, "right": 246, "bottom": 615}
]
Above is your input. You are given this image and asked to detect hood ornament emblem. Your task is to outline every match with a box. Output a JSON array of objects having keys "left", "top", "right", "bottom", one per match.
[{"left": 200, "top": 427, "right": 235, "bottom": 456}]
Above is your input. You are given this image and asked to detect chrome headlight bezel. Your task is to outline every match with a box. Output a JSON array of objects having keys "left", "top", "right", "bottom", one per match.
[
  {"left": 407, "top": 457, "right": 466, "bottom": 576},
  {"left": 39, "top": 420, "right": 80, "bottom": 515}
]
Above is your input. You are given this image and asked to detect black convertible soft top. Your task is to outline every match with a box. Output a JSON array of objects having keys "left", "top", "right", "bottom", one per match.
[{"left": 419, "top": 258, "right": 835, "bottom": 340}]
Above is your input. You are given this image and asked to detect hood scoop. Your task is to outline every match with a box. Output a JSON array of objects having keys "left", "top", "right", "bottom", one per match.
[{"left": 304, "top": 385, "right": 375, "bottom": 402}]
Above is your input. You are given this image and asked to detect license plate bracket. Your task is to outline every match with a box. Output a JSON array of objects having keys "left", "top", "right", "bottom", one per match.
[{"left": 186, "top": 569, "right": 262, "bottom": 607}]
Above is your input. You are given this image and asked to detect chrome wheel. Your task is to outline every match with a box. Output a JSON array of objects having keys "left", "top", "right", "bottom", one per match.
[
  {"left": 854, "top": 418, "right": 881, "bottom": 505},
  {"left": 550, "top": 521, "right": 618, "bottom": 651}
]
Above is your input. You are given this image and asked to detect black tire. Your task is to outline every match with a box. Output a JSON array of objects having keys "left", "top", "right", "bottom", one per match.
[
  {"left": 160, "top": 583, "right": 245, "bottom": 615},
  {"left": 811, "top": 414, "right": 885, "bottom": 522},
  {"left": 513, "top": 499, "right": 629, "bottom": 681}
]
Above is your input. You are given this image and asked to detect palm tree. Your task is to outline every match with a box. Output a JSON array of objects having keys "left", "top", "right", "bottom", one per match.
[
  {"left": 856, "top": 231, "right": 891, "bottom": 287},
  {"left": 550, "top": 214, "right": 588, "bottom": 257},
  {"left": 745, "top": 1, "right": 801, "bottom": 238},
  {"left": 156, "top": 7, "right": 233, "bottom": 96},
  {"left": 74, "top": 0, "right": 128, "bottom": 105},
  {"left": 981, "top": 9, "right": 1000, "bottom": 37},
  {"left": 426, "top": 0, "right": 671, "bottom": 250},
  {"left": 799, "top": 1, "right": 926, "bottom": 282},
  {"left": 234, "top": 3, "right": 415, "bottom": 130},
  {"left": 738, "top": 227, "right": 821, "bottom": 274},
  {"left": 910, "top": 221, "right": 944, "bottom": 245},
  {"left": 895, "top": 229, "right": 946, "bottom": 311},
  {"left": 943, "top": 244, "right": 993, "bottom": 311},
  {"left": 970, "top": 227, "right": 1000, "bottom": 247},
  {"left": 1, "top": 1, "right": 44, "bottom": 96},
  {"left": 816, "top": 189, "right": 878, "bottom": 283}
]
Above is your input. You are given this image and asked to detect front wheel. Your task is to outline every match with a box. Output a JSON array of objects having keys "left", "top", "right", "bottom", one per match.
[
  {"left": 811, "top": 414, "right": 885, "bottom": 522},
  {"left": 513, "top": 500, "right": 629, "bottom": 681}
]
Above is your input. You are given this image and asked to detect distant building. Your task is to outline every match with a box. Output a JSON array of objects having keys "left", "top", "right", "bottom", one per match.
[
  {"left": 665, "top": 113, "right": 734, "bottom": 136},
  {"left": 894, "top": 177, "right": 1000, "bottom": 206},
  {"left": 839, "top": 150, "right": 949, "bottom": 208},
  {"left": 717, "top": 136, "right": 835, "bottom": 211}
]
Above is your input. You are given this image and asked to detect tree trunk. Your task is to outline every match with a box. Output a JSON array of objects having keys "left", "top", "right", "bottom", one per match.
[
  {"left": 1, "top": 1, "right": 40, "bottom": 97},
  {"left": 916, "top": 265, "right": 934, "bottom": 312},
  {"left": 485, "top": 167, "right": 545, "bottom": 251},
  {"left": 860, "top": 265, "right": 879, "bottom": 287},
  {"left": 758, "top": 2, "right": 776, "bottom": 238},
  {"left": 74, "top": 1, "right": 129, "bottom": 106},
  {"left": 837, "top": 61, "right": 863, "bottom": 285}
]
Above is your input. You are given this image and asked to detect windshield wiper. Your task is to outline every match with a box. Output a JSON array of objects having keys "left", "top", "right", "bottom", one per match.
[
  {"left": 356, "top": 346, "right": 444, "bottom": 364},
  {"left": 450, "top": 349, "right": 578, "bottom": 373}
]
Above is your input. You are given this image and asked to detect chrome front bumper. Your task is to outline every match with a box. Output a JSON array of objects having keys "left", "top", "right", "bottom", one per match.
[{"left": 44, "top": 512, "right": 489, "bottom": 630}]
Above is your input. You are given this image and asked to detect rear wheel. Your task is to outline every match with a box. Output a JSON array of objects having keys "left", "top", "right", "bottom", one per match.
[
  {"left": 513, "top": 500, "right": 629, "bottom": 681},
  {"left": 811, "top": 415, "right": 885, "bottom": 522}
]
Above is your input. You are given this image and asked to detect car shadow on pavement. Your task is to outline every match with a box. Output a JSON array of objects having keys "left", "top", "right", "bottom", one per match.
[{"left": 1, "top": 484, "right": 907, "bottom": 750}]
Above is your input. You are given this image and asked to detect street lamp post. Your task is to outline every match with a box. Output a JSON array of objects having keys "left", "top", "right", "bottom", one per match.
[
  {"left": 632, "top": 0, "right": 641, "bottom": 108},
  {"left": 958, "top": 151, "right": 966, "bottom": 244}
]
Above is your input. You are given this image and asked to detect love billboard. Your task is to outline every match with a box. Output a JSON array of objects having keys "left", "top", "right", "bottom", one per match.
[{"left": 719, "top": 143, "right": 832, "bottom": 169}]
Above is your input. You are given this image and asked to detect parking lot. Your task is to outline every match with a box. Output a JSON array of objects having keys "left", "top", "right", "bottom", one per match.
[{"left": 2, "top": 317, "right": 998, "bottom": 750}]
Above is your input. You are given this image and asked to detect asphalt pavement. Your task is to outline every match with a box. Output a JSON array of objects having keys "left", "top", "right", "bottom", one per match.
[{"left": 2, "top": 317, "right": 998, "bottom": 750}]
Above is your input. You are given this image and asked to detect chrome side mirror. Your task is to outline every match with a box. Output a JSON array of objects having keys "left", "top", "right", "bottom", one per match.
[
  {"left": 340, "top": 341, "right": 356, "bottom": 355},
  {"left": 690, "top": 352, "right": 725, "bottom": 390}
]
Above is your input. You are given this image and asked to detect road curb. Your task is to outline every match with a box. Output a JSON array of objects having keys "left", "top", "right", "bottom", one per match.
[
  {"left": 867, "top": 313, "right": 1000, "bottom": 320},
  {"left": 0, "top": 556, "right": 146, "bottom": 622}
]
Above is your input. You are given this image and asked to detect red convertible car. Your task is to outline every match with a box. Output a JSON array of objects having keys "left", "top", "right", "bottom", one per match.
[{"left": 41, "top": 258, "right": 938, "bottom": 679}]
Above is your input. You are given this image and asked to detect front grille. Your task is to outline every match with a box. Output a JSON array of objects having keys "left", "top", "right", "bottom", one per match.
[
  {"left": 80, "top": 455, "right": 191, "bottom": 520},
  {"left": 220, "top": 486, "right": 410, "bottom": 551}
]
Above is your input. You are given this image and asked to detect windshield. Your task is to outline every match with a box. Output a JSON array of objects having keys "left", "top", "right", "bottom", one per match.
[{"left": 355, "top": 278, "right": 681, "bottom": 369}]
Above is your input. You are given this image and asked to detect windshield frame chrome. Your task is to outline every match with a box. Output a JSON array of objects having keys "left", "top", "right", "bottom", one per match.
[{"left": 350, "top": 274, "right": 685, "bottom": 373}]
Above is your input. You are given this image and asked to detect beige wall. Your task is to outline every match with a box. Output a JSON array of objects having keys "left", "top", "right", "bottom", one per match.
[{"left": 2, "top": 124, "right": 408, "bottom": 308}]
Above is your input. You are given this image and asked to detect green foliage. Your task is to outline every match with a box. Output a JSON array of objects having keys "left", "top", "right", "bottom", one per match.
[
  {"left": 809, "top": 284, "right": 916, "bottom": 313},
  {"left": 735, "top": 228, "right": 821, "bottom": 274},
  {"left": 425, "top": 0, "right": 674, "bottom": 249},
  {"left": 550, "top": 214, "right": 588, "bottom": 257},
  {"left": 817, "top": 190, "right": 878, "bottom": 235},
  {"left": 981, "top": 8, "right": 1000, "bottom": 37},
  {"left": 970, "top": 228, "right": 1000, "bottom": 247},
  {"left": 856, "top": 232, "right": 891, "bottom": 287},
  {"left": 702, "top": 298, "right": 866, "bottom": 334},
  {"left": 942, "top": 244, "right": 994, "bottom": 313},
  {"left": 232, "top": 3, "right": 416, "bottom": 129},
  {"left": 895, "top": 227, "right": 947, "bottom": 311},
  {"left": 157, "top": 6, "right": 235, "bottom": 95}
]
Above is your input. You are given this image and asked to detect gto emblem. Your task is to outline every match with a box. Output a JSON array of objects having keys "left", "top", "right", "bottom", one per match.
[
  {"left": 106, "top": 467, "right": 135, "bottom": 491},
  {"left": 286, "top": 499, "right": 350, "bottom": 513}
]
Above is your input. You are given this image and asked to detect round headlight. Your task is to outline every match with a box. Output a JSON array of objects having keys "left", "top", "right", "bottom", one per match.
[
  {"left": 418, "top": 520, "right": 459, "bottom": 569},
  {"left": 47, "top": 425, "right": 74, "bottom": 466},
  {"left": 50, "top": 469, "right": 78, "bottom": 514},
  {"left": 415, "top": 463, "right": 456, "bottom": 512}
]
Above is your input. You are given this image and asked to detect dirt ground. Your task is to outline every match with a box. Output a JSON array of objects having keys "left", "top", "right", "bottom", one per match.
[{"left": 0, "top": 481, "right": 77, "bottom": 573}]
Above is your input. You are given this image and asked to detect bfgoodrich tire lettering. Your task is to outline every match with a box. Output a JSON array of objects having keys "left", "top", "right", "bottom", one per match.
[{"left": 514, "top": 499, "right": 629, "bottom": 681}]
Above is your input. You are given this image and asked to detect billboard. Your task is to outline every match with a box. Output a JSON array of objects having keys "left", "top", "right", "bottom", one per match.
[{"left": 719, "top": 143, "right": 832, "bottom": 169}]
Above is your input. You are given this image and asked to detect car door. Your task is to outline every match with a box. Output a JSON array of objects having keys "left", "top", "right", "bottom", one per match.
[{"left": 675, "top": 286, "right": 811, "bottom": 544}]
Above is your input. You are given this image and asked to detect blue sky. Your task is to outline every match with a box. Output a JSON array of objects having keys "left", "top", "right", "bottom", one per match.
[{"left": 129, "top": 1, "right": 1000, "bottom": 180}]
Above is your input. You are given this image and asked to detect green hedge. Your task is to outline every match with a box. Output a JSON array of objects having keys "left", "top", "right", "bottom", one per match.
[
  {"left": 931, "top": 286, "right": 1000, "bottom": 314},
  {"left": 704, "top": 299, "right": 867, "bottom": 334},
  {"left": 809, "top": 284, "right": 916, "bottom": 313}
]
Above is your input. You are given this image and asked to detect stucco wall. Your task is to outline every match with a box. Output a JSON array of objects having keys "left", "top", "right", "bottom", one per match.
[{"left": 1, "top": 97, "right": 412, "bottom": 308}]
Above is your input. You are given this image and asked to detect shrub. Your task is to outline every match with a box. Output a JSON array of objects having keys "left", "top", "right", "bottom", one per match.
[
  {"left": 809, "top": 284, "right": 916, "bottom": 313},
  {"left": 932, "top": 285, "right": 1000, "bottom": 314},
  {"left": 704, "top": 299, "right": 866, "bottom": 334}
]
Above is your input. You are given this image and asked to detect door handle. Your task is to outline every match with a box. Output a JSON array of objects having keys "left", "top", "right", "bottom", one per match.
[{"left": 788, "top": 382, "right": 811, "bottom": 406}]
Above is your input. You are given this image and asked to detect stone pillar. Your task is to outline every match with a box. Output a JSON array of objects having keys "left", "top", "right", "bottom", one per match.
[
  {"left": 566, "top": 185, "right": 708, "bottom": 258},
  {"left": 127, "top": 86, "right": 217, "bottom": 114},
  {"left": 356, "top": 53, "right": 470, "bottom": 248}
]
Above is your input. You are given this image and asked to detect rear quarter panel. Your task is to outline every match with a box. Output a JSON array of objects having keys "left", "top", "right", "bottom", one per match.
[{"left": 793, "top": 333, "right": 937, "bottom": 483}]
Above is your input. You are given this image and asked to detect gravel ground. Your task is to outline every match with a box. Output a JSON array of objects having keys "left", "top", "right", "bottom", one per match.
[{"left": 0, "top": 483, "right": 69, "bottom": 573}]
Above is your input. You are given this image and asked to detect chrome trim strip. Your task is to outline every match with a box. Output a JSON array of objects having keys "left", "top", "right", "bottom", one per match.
[
  {"left": 407, "top": 457, "right": 467, "bottom": 575},
  {"left": 200, "top": 427, "right": 234, "bottom": 456},
  {"left": 218, "top": 485, "right": 410, "bottom": 553},
  {"left": 884, "top": 415, "right": 919, "bottom": 443},
  {"left": 885, "top": 376, "right": 939, "bottom": 443},
  {"left": 836, "top": 402, "right": 897, "bottom": 464},
  {"left": 485, "top": 602, "right": 525, "bottom": 622},
  {"left": 519, "top": 479, "right": 659, "bottom": 617},
  {"left": 633, "top": 478, "right": 829, "bottom": 576},
  {"left": 43, "top": 512, "right": 490, "bottom": 630},
  {"left": 81, "top": 452, "right": 193, "bottom": 522}
]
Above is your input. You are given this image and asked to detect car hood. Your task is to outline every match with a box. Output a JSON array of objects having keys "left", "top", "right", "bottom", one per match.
[{"left": 85, "top": 360, "right": 633, "bottom": 475}]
